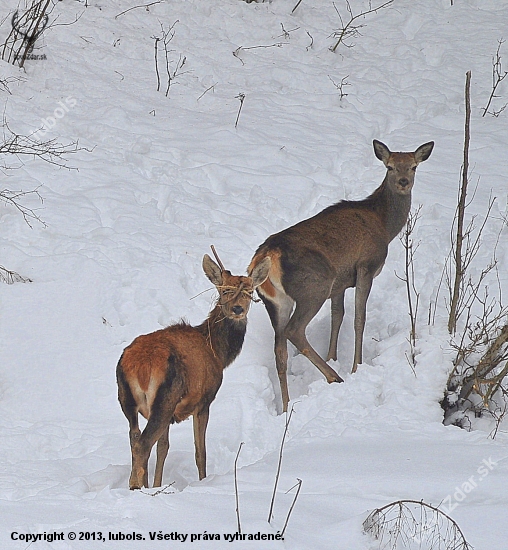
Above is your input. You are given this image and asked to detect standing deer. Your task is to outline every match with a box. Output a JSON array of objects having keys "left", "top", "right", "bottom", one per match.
[
  {"left": 117, "top": 251, "right": 271, "bottom": 489},
  {"left": 248, "top": 140, "right": 434, "bottom": 411}
]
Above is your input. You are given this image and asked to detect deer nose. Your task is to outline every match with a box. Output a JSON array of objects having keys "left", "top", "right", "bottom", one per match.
[
  {"left": 232, "top": 305, "right": 244, "bottom": 315},
  {"left": 399, "top": 178, "right": 409, "bottom": 187}
]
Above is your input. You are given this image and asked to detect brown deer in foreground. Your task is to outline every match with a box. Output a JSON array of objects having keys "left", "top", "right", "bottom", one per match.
[
  {"left": 117, "top": 251, "right": 271, "bottom": 489},
  {"left": 248, "top": 140, "right": 434, "bottom": 411}
]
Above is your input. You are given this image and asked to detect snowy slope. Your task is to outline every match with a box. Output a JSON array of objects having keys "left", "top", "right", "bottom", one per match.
[{"left": 0, "top": 0, "right": 507, "bottom": 548}]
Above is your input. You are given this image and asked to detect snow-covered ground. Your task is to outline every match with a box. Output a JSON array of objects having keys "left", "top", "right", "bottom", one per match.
[{"left": 1, "top": 0, "right": 507, "bottom": 548}]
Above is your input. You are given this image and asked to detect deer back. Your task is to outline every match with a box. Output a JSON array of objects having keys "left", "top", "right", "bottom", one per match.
[{"left": 118, "top": 323, "right": 221, "bottom": 420}]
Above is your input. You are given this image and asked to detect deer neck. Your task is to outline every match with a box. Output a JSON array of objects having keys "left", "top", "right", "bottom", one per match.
[
  {"left": 197, "top": 305, "right": 247, "bottom": 368},
  {"left": 372, "top": 179, "right": 411, "bottom": 242}
]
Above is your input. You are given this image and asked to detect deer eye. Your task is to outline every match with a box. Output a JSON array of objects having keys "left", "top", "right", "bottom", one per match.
[
  {"left": 387, "top": 166, "right": 394, "bottom": 171},
  {"left": 412, "top": 166, "right": 417, "bottom": 172}
]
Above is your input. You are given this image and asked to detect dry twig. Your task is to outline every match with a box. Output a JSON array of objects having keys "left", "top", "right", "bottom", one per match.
[
  {"left": 306, "top": 31, "right": 314, "bottom": 51},
  {"left": 278, "top": 23, "right": 300, "bottom": 39},
  {"left": 234, "top": 93, "right": 246, "bottom": 129},
  {"left": 140, "top": 482, "right": 176, "bottom": 496},
  {"left": 328, "top": 74, "right": 350, "bottom": 99}
]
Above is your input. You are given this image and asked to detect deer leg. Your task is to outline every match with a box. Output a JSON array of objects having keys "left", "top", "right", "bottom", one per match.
[
  {"left": 352, "top": 269, "right": 374, "bottom": 373},
  {"left": 275, "top": 331, "right": 290, "bottom": 413},
  {"left": 130, "top": 382, "right": 180, "bottom": 489},
  {"left": 130, "top": 435, "right": 152, "bottom": 490},
  {"left": 326, "top": 289, "right": 345, "bottom": 362},
  {"left": 193, "top": 407, "right": 210, "bottom": 480},
  {"left": 153, "top": 426, "right": 170, "bottom": 488},
  {"left": 130, "top": 416, "right": 170, "bottom": 489},
  {"left": 135, "top": 419, "right": 172, "bottom": 489},
  {"left": 285, "top": 291, "right": 344, "bottom": 386},
  {"left": 117, "top": 370, "right": 144, "bottom": 489},
  {"left": 127, "top": 415, "right": 143, "bottom": 489},
  {"left": 260, "top": 293, "right": 294, "bottom": 412}
]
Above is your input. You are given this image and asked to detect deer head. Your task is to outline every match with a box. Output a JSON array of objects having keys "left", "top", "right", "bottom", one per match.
[
  {"left": 203, "top": 253, "right": 270, "bottom": 321},
  {"left": 373, "top": 140, "right": 434, "bottom": 195}
]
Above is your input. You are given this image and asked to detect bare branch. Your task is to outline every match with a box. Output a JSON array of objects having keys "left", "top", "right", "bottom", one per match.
[
  {"left": 0, "top": 187, "right": 45, "bottom": 228},
  {"left": 234, "top": 442, "right": 244, "bottom": 534},
  {"left": 268, "top": 403, "right": 296, "bottom": 524},
  {"left": 0, "top": 76, "right": 25, "bottom": 94},
  {"left": 0, "top": 116, "right": 88, "bottom": 227},
  {"left": 280, "top": 479, "right": 302, "bottom": 538},
  {"left": 448, "top": 71, "right": 471, "bottom": 334},
  {"left": 0, "top": 265, "right": 32, "bottom": 284},
  {"left": 291, "top": 0, "right": 304, "bottom": 14},
  {"left": 330, "top": 0, "right": 394, "bottom": 53},
  {"left": 0, "top": 121, "right": 83, "bottom": 169},
  {"left": 115, "top": 1, "right": 164, "bottom": 19},
  {"left": 396, "top": 206, "right": 422, "bottom": 369},
  {"left": 197, "top": 83, "right": 217, "bottom": 102},
  {"left": 233, "top": 43, "right": 287, "bottom": 65},
  {"left": 482, "top": 39, "right": 508, "bottom": 117}
]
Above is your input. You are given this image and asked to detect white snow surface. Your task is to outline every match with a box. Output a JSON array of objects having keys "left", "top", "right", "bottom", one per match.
[{"left": 1, "top": 0, "right": 508, "bottom": 548}]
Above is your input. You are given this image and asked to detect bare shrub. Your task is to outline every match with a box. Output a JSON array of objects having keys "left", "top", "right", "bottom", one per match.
[
  {"left": 1, "top": 1, "right": 53, "bottom": 67},
  {"left": 363, "top": 500, "right": 473, "bottom": 550},
  {"left": 440, "top": 71, "right": 508, "bottom": 431},
  {"left": 328, "top": 74, "right": 350, "bottom": 100},
  {"left": 152, "top": 20, "right": 188, "bottom": 97}
]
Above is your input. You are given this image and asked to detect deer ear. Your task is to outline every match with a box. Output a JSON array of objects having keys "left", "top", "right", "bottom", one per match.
[
  {"left": 373, "top": 140, "right": 391, "bottom": 165},
  {"left": 414, "top": 141, "right": 434, "bottom": 164},
  {"left": 250, "top": 257, "right": 271, "bottom": 288},
  {"left": 202, "top": 254, "right": 223, "bottom": 286}
]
